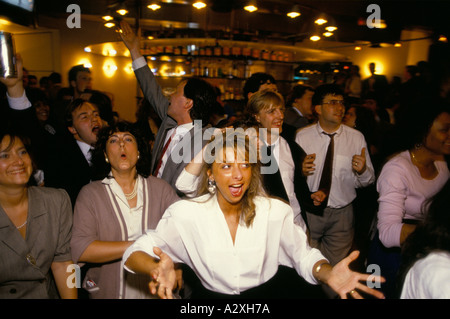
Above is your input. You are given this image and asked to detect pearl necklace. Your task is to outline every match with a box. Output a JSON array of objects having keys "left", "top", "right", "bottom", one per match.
[
  {"left": 124, "top": 178, "right": 138, "bottom": 201},
  {"left": 16, "top": 220, "right": 27, "bottom": 229}
]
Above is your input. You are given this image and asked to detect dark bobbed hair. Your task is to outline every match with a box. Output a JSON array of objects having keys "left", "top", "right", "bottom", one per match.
[
  {"left": 397, "top": 96, "right": 450, "bottom": 151},
  {"left": 183, "top": 77, "right": 216, "bottom": 126},
  {"left": 243, "top": 72, "right": 276, "bottom": 102},
  {"left": 312, "top": 83, "right": 345, "bottom": 106},
  {"left": 91, "top": 121, "right": 151, "bottom": 180},
  {"left": 0, "top": 126, "right": 36, "bottom": 186}
]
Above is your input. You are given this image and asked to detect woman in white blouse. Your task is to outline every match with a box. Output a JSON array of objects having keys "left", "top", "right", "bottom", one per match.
[
  {"left": 70, "top": 121, "right": 179, "bottom": 299},
  {"left": 123, "top": 131, "right": 385, "bottom": 299}
]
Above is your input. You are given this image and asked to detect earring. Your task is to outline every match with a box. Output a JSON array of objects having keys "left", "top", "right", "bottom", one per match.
[
  {"left": 208, "top": 179, "right": 216, "bottom": 194},
  {"left": 105, "top": 156, "right": 109, "bottom": 163},
  {"left": 414, "top": 143, "right": 422, "bottom": 150}
]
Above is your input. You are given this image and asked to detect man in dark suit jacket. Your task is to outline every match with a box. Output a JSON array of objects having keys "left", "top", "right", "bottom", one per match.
[
  {"left": 119, "top": 20, "right": 216, "bottom": 195},
  {"left": 282, "top": 84, "right": 315, "bottom": 142},
  {"left": 45, "top": 99, "right": 103, "bottom": 206}
]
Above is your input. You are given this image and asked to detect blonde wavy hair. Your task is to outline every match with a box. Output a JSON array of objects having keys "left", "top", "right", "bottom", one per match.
[{"left": 196, "top": 130, "right": 266, "bottom": 227}]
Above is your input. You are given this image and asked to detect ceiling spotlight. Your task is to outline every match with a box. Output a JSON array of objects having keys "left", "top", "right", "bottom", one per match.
[
  {"left": 315, "top": 18, "right": 327, "bottom": 25},
  {"left": 394, "top": 42, "right": 402, "bottom": 47},
  {"left": 287, "top": 5, "right": 301, "bottom": 18},
  {"left": 147, "top": 3, "right": 161, "bottom": 11},
  {"left": 193, "top": 1, "right": 207, "bottom": 9},
  {"left": 325, "top": 26, "right": 337, "bottom": 32},
  {"left": 116, "top": 8, "right": 128, "bottom": 15},
  {"left": 323, "top": 32, "right": 333, "bottom": 37},
  {"left": 102, "top": 15, "right": 114, "bottom": 21},
  {"left": 244, "top": 1, "right": 258, "bottom": 12},
  {"left": 104, "top": 22, "right": 116, "bottom": 28},
  {"left": 354, "top": 46, "right": 362, "bottom": 50},
  {"left": 438, "top": 35, "right": 448, "bottom": 43},
  {"left": 116, "top": 2, "right": 128, "bottom": 16},
  {"left": 310, "top": 35, "right": 321, "bottom": 41}
]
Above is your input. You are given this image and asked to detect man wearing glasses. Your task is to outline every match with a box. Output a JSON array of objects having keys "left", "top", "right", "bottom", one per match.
[{"left": 295, "top": 84, "right": 375, "bottom": 267}]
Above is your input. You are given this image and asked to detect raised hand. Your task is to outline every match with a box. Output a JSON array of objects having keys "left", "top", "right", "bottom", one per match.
[
  {"left": 327, "top": 251, "right": 385, "bottom": 299},
  {"left": 0, "top": 54, "right": 24, "bottom": 97},
  {"left": 148, "top": 247, "right": 177, "bottom": 299},
  {"left": 117, "top": 20, "right": 142, "bottom": 60},
  {"left": 302, "top": 153, "right": 316, "bottom": 176},
  {"left": 352, "top": 147, "right": 367, "bottom": 174}
]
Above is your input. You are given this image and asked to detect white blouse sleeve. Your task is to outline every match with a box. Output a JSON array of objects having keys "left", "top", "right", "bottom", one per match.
[
  {"left": 122, "top": 209, "right": 189, "bottom": 273},
  {"left": 276, "top": 203, "right": 327, "bottom": 285},
  {"left": 175, "top": 168, "right": 200, "bottom": 198}
]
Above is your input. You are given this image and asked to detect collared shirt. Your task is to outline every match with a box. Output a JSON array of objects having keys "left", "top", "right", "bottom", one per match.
[
  {"left": 131, "top": 56, "right": 147, "bottom": 71},
  {"left": 174, "top": 135, "right": 307, "bottom": 230},
  {"left": 6, "top": 90, "right": 32, "bottom": 110},
  {"left": 102, "top": 175, "right": 144, "bottom": 240},
  {"left": 400, "top": 251, "right": 450, "bottom": 299},
  {"left": 102, "top": 174, "right": 152, "bottom": 299},
  {"left": 295, "top": 123, "right": 375, "bottom": 209},
  {"left": 291, "top": 107, "right": 304, "bottom": 118},
  {"left": 123, "top": 194, "right": 326, "bottom": 295},
  {"left": 266, "top": 136, "right": 306, "bottom": 230},
  {"left": 76, "top": 140, "right": 94, "bottom": 166},
  {"left": 156, "top": 122, "right": 195, "bottom": 178}
]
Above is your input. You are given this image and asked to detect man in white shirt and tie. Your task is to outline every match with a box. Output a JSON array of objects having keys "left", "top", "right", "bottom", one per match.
[{"left": 295, "top": 84, "right": 375, "bottom": 266}]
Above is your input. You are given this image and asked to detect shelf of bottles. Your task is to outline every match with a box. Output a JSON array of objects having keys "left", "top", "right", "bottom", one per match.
[{"left": 141, "top": 39, "right": 299, "bottom": 100}]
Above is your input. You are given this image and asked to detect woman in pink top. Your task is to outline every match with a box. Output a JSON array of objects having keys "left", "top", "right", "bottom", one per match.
[{"left": 368, "top": 100, "right": 450, "bottom": 298}]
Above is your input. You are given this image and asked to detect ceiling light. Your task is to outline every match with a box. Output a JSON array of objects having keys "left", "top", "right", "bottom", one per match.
[
  {"left": 438, "top": 35, "right": 448, "bottom": 43},
  {"left": 354, "top": 46, "right": 362, "bottom": 50},
  {"left": 315, "top": 18, "right": 327, "bottom": 25},
  {"left": 116, "top": 2, "right": 128, "bottom": 16},
  {"left": 323, "top": 32, "right": 333, "bottom": 37},
  {"left": 104, "top": 22, "right": 116, "bottom": 28},
  {"left": 244, "top": 1, "right": 258, "bottom": 12},
  {"left": 394, "top": 42, "right": 402, "bottom": 47},
  {"left": 192, "top": 1, "right": 207, "bottom": 9},
  {"left": 287, "top": 5, "right": 301, "bottom": 18},
  {"left": 147, "top": 3, "right": 161, "bottom": 11},
  {"left": 325, "top": 26, "right": 337, "bottom": 32},
  {"left": 102, "top": 15, "right": 114, "bottom": 21},
  {"left": 116, "top": 8, "right": 128, "bottom": 15},
  {"left": 310, "top": 35, "right": 321, "bottom": 41}
]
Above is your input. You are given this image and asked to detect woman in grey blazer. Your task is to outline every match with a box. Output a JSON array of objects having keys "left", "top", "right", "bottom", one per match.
[{"left": 0, "top": 129, "right": 76, "bottom": 298}]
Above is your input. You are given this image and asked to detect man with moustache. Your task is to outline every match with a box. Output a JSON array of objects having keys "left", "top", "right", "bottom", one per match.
[{"left": 295, "top": 84, "right": 375, "bottom": 267}]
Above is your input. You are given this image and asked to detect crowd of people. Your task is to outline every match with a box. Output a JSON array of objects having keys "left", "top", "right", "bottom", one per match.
[{"left": 0, "top": 19, "right": 449, "bottom": 300}]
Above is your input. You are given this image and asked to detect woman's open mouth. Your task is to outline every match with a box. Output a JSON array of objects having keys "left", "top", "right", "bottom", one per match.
[{"left": 229, "top": 184, "right": 244, "bottom": 197}]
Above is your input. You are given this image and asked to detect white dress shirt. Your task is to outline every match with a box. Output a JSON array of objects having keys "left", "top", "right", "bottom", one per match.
[
  {"left": 6, "top": 90, "right": 32, "bottom": 110},
  {"left": 400, "top": 251, "right": 450, "bottom": 299},
  {"left": 123, "top": 194, "right": 326, "bottom": 295},
  {"left": 174, "top": 135, "right": 307, "bottom": 230},
  {"left": 156, "top": 122, "right": 195, "bottom": 178},
  {"left": 295, "top": 123, "right": 375, "bottom": 209},
  {"left": 76, "top": 140, "right": 94, "bottom": 166},
  {"left": 267, "top": 136, "right": 306, "bottom": 230},
  {"left": 102, "top": 175, "right": 155, "bottom": 299}
]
